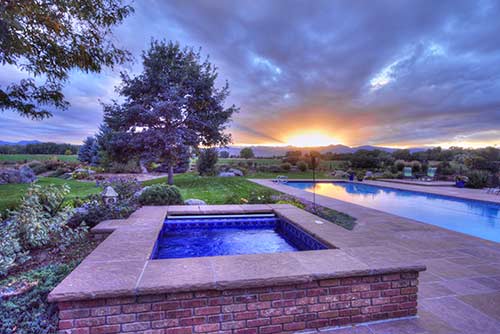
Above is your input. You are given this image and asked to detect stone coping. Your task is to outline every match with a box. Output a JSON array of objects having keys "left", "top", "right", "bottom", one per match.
[{"left": 49, "top": 204, "right": 425, "bottom": 302}]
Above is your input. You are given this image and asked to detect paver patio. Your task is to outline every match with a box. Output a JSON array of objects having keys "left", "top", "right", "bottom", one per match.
[{"left": 251, "top": 179, "right": 500, "bottom": 333}]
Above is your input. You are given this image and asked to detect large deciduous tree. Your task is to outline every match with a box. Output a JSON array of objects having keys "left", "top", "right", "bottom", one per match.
[
  {"left": 102, "top": 40, "right": 237, "bottom": 184},
  {"left": 0, "top": 0, "right": 133, "bottom": 119}
]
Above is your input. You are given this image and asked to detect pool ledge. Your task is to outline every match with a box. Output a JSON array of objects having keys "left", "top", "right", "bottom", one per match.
[{"left": 49, "top": 205, "right": 425, "bottom": 303}]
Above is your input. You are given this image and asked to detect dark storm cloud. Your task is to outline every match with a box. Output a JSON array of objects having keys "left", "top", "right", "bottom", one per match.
[{"left": 1, "top": 0, "right": 499, "bottom": 146}]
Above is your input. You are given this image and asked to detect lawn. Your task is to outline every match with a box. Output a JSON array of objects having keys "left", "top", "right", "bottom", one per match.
[
  {"left": 143, "top": 173, "right": 280, "bottom": 204},
  {"left": 0, "top": 177, "right": 101, "bottom": 212},
  {"left": 0, "top": 154, "right": 78, "bottom": 162},
  {"left": 249, "top": 171, "right": 338, "bottom": 179}
]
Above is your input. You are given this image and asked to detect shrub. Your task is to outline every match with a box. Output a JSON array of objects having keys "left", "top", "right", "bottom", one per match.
[
  {"left": 0, "top": 263, "right": 74, "bottom": 334},
  {"left": 246, "top": 190, "right": 275, "bottom": 204},
  {"left": 280, "top": 162, "right": 292, "bottom": 172},
  {"left": 465, "top": 170, "right": 489, "bottom": 189},
  {"left": 197, "top": 148, "right": 218, "bottom": 176},
  {"left": 98, "top": 177, "right": 142, "bottom": 200},
  {"left": 69, "top": 195, "right": 138, "bottom": 228},
  {"left": 138, "top": 184, "right": 183, "bottom": 205},
  {"left": 410, "top": 161, "right": 421, "bottom": 173},
  {"left": 394, "top": 160, "right": 406, "bottom": 171},
  {"left": 108, "top": 159, "right": 141, "bottom": 173},
  {"left": 268, "top": 165, "right": 283, "bottom": 173},
  {"left": 0, "top": 185, "right": 87, "bottom": 276},
  {"left": 297, "top": 161, "right": 308, "bottom": 172}
]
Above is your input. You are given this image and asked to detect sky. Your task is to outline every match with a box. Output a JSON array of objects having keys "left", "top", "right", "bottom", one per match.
[{"left": 1, "top": 0, "right": 500, "bottom": 148}]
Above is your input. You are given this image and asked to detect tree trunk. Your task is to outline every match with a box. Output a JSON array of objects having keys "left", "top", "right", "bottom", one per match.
[{"left": 168, "top": 165, "right": 174, "bottom": 185}]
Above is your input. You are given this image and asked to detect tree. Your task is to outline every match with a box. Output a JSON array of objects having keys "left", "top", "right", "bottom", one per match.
[
  {"left": 240, "top": 147, "right": 255, "bottom": 159},
  {"left": 283, "top": 150, "right": 302, "bottom": 165},
  {"left": 102, "top": 40, "right": 237, "bottom": 184},
  {"left": 197, "top": 148, "right": 219, "bottom": 176},
  {"left": 0, "top": 1, "right": 133, "bottom": 119},
  {"left": 78, "top": 136, "right": 99, "bottom": 165},
  {"left": 219, "top": 150, "right": 230, "bottom": 158}
]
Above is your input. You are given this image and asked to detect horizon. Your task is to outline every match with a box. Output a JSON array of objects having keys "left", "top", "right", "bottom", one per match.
[{"left": 1, "top": 0, "right": 500, "bottom": 148}]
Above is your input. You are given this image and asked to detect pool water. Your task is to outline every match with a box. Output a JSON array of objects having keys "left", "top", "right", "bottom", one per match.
[
  {"left": 286, "top": 181, "right": 500, "bottom": 242},
  {"left": 152, "top": 215, "right": 327, "bottom": 259}
]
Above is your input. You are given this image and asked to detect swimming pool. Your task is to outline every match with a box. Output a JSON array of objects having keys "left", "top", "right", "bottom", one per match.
[
  {"left": 286, "top": 181, "right": 500, "bottom": 242},
  {"left": 152, "top": 214, "right": 328, "bottom": 259}
]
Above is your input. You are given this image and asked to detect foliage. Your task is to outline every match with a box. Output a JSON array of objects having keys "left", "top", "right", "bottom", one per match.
[
  {"left": 101, "top": 40, "right": 237, "bottom": 184},
  {"left": 98, "top": 177, "right": 142, "bottom": 200},
  {"left": 0, "top": 1, "right": 133, "bottom": 119},
  {"left": 240, "top": 147, "right": 255, "bottom": 159},
  {"left": 297, "top": 161, "right": 308, "bottom": 172},
  {"left": 107, "top": 159, "right": 142, "bottom": 173},
  {"left": 219, "top": 150, "right": 230, "bottom": 158},
  {"left": 465, "top": 170, "right": 489, "bottom": 189},
  {"left": 280, "top": 162, "right": 292, "bottom": 171},
  {"left": 197, "top": 148, "right": 219, "bottom": 176},
  {"left": 0, "top": 184, "right": 87, "bottom": 275},
  {"left": 78, "top": 136, "right": 100, "bottom": 165},
  {"left": 283, "top": 150, "right": 302, "bottom": 165},
  {"left": 0, "top": 142, "right": 79, "bottom": 155},
  {"left": 0, "top": 263, "right": 75, "bottom": 334},
  {"left": 138, "top": 184, "right": 183, "bottom": 205},
  {"left": 69, "top": 195, "right": 137, "bottom": 228}
]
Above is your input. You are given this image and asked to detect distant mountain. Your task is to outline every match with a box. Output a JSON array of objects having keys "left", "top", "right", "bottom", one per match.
[
  {"left": 0, "top": 140, "right": 42, "bottom": 146},
  {"left": 219, "top": 144, "right": 428, "bottom": 157}
]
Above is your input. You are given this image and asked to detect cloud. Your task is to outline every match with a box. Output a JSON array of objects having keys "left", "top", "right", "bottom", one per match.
[{"left": 1, "top": 0, "right": 499, "bottom": 147}]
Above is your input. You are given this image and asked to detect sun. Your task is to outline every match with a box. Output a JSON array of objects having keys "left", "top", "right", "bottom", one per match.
[{"left": 286, "top": 132, "right": 339, "bottom": 147}]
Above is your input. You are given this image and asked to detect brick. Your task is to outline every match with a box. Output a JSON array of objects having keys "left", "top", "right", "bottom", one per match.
[
  {"left": 401, "top": 272, "right": 418, "bottom": 279},
  {"left": 271, "top": 299, "right": 294, "bottom": 308},
  {"left": 207, "top": 314, "right": 232, "bottom": 323},
  {"left": 194, "top": 323, "right": 219, "bottom": 332},
  {"left": 74, "top": 300, "right": 107, "bottom": 308},
  {"left": 58, "top": 320, "right": 73, "bottom": 329},
  {"left": 209, "top": 296, "right": 233, "bottom": 305},
  {"left": 296, "top": 282, "right": 318, "bottom": 289},
  {"left": 179, "top": 317, "right": 206, "bottom": 326},
  {"left": 75, "top": 317, "right": 105, "bottom": 327},
  {"left": 166, "top": 309, "right": 192, "bottom": 318},
  {"left": 401, "top": 287, "right": 418, "bottom": 295},
  {"left": 59, "top": 309, "right": 90, "bottom": 320},
  {"left": 330, "top": 316, "right": 352, "bottom": 327},
  {"left": 195, "top": 291, "right": 220, "bottom": 298},
  {"left": 331, "top": 301, "right": 350, "bottom": 310},
  {"left": 351, "top": 299, "right": 371, "bottom": 307},
  {"left": 339, "top": 308, "right": 360, "bottom": 317},
  {"left": 381, "top": 304, "right": 399, "bottom": 312},
  {"left": 400, "top": 301, "right": 418, "bottom": 309},
  {"left": 381, "top": 289, "right": 400, "bottom": 297},
  {"left": 259, "top": 324, "right": 282, "bottom": 334},
  {"left": 92, "top": 306, "right": 121, "bottom": 317},
  {"left": 340, "top": 277, "right": 363, "bottom": 285},
  {"left": 307, "top": 303, "right": 329, "bottom": 312},
  {"left": 283, "top": 322, "right": 306, "bottom": 331},
  {"left": 247, "top": 318, "right": 270, "bottom": 327},
  {"left": 372, "top": 297, "right": 391, "bottom": 305},
  {"left": 307, "top": 288, "right": 328, "bottom": 297},
  {"left": 318, "top": 310, "right": 339, "bottom": 319},
  {"left": 181, "top": 299, "right": 207, "bottom": 308},
  {"left": 361, "top": 306, "right": 381, "bottom": 314},
  {"left": 362, "top": 276, "right": 380, "bottom": 283},
  {"left": 122, "top": 303, "right": 151, "bottom": 313},
  {"left": 271, "top": 315, "right": 294, "bottom": 324},
  {"left": 283, "top": 290, "right": 305, "bottom": 299},
  {"left": 283, "top": 306, "right": 306, "bottom": 315},
  {"left": 319, "top": 279, "right": 340, "bottom": 287},
  {"left": 234, "top": 311, "right": 258, "bottom": 320},
  {"left": 340, "top": 292, "right": 360, "bottom": 301},
  {"left": 383, "top": 274, "right": 401, "bottom": 281},
  {"left": 121, "top": 321, "right": 151, "bottom": 332},
  {"left": 361, "top": 291, "right": 380, "bottom": 298},
  {"left": 221, "top": 320, "right": 246, "bottom": 330},
  {"left": 295, "top": 313, "right": 317, "bottom": 322},
  {"left": 295, "top": 297, "right": 317, "bottom": 305},
  {"left": 372, "top": 312, "right": 390, "bottom": 320},
  {"left": 259, "top": 292, "right": 282, "bottom": 301},
  {"left": 234, "top": 329, "right": 258, "bottom": 334},
  {"left": 152, "top": 319, "right": 180, "bottom": 329},
  {"left": 306, "top": 319, "right": 329, "bottom": 328},
  {"left": 107, "top": 314, "right": 136, "bottom": 324},
  {"left": 70, "top": 329, "right": 91, "bottom": 334},
  {"left": 106, "top": 297, "right": 135, "bottom": 305},
  {"left": 196, "top": 306, "right": 222, "bottom": 316},
  {"left": 329, "top": 286, "right": 351, "bottom": 294},
  {"left": 138, "top": 294, "right": 165, "bottom": 303},
  {"left": 137, "top": 311, "right": 164, "bottom": 321},
  {"left": 165, "top": 327, "right": 193, "bottom": 334},
  {"left": 351, "top": 314, "right": 371, "bottom": 323},
  {"left": 260, "top": 308, "right": 282, "bottom": 317},
  {"left": 89, "top": 325, "right": 120, "bottom": 334},
  {"left": 392, "top": 280, "right": 410, "bottom": 288},
  {"left": 222, "top": 303, "right": 246, "bottom": 313},
  {"left": 152, "top": 301, "right": 180, "bottom": 311},
  {"left": 247, "top": 301, "right": 271, "bottom": 310},
  {"left": 371, "top": 282, "right": 391, "bottom": 290},
  {"left": 390, "top": 295, "right": 408, "bottom": 304},
  {"left": 234, "top": 295, "right": 257, "bottom": 303},
  {"left": 351, "top": 284, "right": 371, "bottom": 292}
]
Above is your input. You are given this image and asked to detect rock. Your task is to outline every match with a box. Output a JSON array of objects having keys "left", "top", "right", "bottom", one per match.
[
  {"left": 228, "top": 168, "right": 244, "bottom": 176},
  {"left": 133, "top": 186, "right": 150, "bottom": 198},
  {"left": 73, "top": 207, "right": 89, "bottom": 216},
  {"left": 218, "top": 172, "right": 236, "bottom": 177},
  {"left": 184, "top": 198, "right": 207, "bottom": 205},
  {"left": 19, "top": 166, "right": 37, "bottom": 183}
]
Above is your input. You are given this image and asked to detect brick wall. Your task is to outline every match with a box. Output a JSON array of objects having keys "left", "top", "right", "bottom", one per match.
[{"left": 56, "top": 272, "right": 419, "bottom": 334}]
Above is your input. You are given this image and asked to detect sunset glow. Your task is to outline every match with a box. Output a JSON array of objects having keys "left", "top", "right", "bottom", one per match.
[{"left": 286, "top": 132, "right": 339, "bottom": 147}]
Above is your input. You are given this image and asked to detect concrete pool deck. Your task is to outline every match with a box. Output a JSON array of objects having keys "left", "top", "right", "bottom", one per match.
[
  {"left": 251, "top": 179, "right": 500, "bottom": 333},
  {"left": 49, "top": 205, "right": 425, "bottom": 333}
]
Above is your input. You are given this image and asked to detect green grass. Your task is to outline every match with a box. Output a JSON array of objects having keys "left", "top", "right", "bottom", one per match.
[
  {"left": 217, "top": 158, "right": 281, "bottom": 166},
  {"left": 0, "top": 154, "right": 78, "bottom": 162},
  {"left": 0, "top": 177, "right": 100, "bottom": 212},
  {"left": 143, "top": 173, "right": 279, "bottom": 204},
  {"left": 249, "top": 171, "right": 338, "bottom": 179}
]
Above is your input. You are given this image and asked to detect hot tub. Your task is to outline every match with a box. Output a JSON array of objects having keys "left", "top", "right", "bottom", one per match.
[{"left": 152, "top": 213, "right": 328, "bottom": 259}]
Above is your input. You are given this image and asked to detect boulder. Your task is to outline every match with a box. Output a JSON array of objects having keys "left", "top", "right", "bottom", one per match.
[
  {"left": 133, "top": 186, "right": 150, "bottom": 198},
  {"left": 0, "top": 167, "right": 36, "bottom": 184},
  {"left": 218, "top": 172, "right": 236, "bottom": 177},
  {"left": 184, "top": 198, "right": 207, "bottom": 205},
  {"left": 228, "top": 168, "right": 244, "bottom": 176}
]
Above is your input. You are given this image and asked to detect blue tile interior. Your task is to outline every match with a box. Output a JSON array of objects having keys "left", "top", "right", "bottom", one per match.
[{"left": 152, "top": 214, "right": 328, "bottom": 259}]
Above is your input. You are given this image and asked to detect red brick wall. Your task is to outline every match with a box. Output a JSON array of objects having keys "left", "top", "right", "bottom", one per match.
[{"left": 56, "top": 272, "right": 419, "bottom": 334}]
